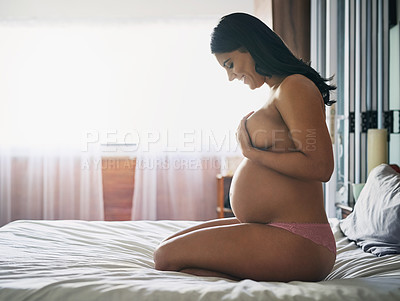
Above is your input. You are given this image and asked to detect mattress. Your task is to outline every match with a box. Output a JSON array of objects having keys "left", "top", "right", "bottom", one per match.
[{"left": 0, "top": 218, "right": 399, "bottom": 301}]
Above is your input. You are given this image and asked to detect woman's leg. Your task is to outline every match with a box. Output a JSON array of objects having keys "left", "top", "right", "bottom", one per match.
[
  {"left": 154, "top": 222, "right": 335, "bottom": 282},
  {"left": 162, "top": 217, "right": 240, "bottom": 242}
]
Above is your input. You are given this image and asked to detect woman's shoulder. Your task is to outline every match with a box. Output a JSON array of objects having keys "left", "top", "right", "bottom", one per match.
[
  {"left": 278, "top": 74, "right": 318, "bottom": 92},
  {"left": 275, "top": 74, "right": 323, "bottom": 105}
]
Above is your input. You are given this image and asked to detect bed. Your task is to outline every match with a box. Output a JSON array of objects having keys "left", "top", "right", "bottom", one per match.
[
  {"left": 1, "top": 164, "right": 400, "bottom": 301},
  {"left": 0, "top": 218, "right": 399, "bottom": 301}
]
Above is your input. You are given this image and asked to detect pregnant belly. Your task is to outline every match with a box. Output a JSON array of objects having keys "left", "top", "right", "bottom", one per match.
[{"left": 229, "top": 158, "right": 323, "bottom": 223}]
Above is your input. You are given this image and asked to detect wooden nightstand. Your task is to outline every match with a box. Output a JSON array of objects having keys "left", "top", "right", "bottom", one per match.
[{"left": 216, "top": 174, "right": 234, "bottom": 218}]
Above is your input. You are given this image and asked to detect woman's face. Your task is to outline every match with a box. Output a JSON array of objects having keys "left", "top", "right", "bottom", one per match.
[{"left": 215, "top": 50, "right": 266, "bottom": 90}]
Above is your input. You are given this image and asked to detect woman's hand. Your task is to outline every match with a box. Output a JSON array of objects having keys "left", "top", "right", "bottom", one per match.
[{"left": 236, "top": 111, "right": 254, "bottom": 158}]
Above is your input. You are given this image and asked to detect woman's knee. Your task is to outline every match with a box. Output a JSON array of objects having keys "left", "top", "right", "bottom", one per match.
[
  {"left": 153, "top": 244, "right": 168, "bottom": 271},
  {"left": 153, "top": 242, "right": 180, "bottom": 271}
]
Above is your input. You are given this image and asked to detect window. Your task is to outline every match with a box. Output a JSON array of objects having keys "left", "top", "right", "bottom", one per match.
[{"left": 0, "top": 19, "right": 269, "bottom": 153}]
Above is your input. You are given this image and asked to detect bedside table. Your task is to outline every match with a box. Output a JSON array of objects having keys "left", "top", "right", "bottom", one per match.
[{"left": 216, "top": 174, "right": 234, "bottom": 218}]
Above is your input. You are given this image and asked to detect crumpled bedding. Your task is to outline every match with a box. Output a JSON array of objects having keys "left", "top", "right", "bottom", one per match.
[{"left": 0, "top": 218, "right": 399, "bottom": 301}]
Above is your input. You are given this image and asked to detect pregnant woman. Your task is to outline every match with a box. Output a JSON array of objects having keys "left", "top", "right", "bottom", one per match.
[{"left": 154, "top": 13, "right": 336, "bottom": 282}]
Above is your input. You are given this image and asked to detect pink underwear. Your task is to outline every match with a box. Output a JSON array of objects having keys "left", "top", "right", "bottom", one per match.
[{"left": 268, "top": 222, "right": 336, "bottom": 254}]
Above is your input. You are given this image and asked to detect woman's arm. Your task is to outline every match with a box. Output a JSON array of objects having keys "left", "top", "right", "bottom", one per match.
[{"left": 237, "top": 75, "right": 334, "bottom": 182}]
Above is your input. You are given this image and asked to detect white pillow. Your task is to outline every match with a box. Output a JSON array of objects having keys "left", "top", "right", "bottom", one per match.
[{"left": 340, "top": 164, "right": 400, "bottom": 256}]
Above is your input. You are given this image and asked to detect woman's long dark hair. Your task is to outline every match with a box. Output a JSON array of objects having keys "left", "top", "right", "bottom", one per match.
[{"left": 210, "top": 13, "right": 336, "bottom": 106}]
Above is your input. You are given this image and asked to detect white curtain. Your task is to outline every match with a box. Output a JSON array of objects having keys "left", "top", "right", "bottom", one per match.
[
  {"left": 0, "top": 146, "right": 104, "bottom": 227},
  {"left": 132, "top": 152, "right": 223, "bottom": 221}
]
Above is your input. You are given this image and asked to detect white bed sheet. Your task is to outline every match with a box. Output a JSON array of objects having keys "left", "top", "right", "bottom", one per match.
[{"left": 0, "top": 218, "right": 399, "bottom": 301}]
